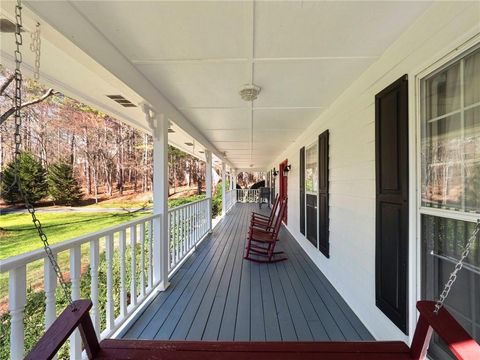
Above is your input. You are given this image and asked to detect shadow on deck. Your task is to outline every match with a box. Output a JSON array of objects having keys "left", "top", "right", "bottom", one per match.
[{"left": 122, "top": 203, "right": 373, "bottom": 341}]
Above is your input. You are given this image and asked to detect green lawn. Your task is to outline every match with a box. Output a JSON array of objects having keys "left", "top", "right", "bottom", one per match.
[
  {"left": 0, "top": 211, "right": 150, "bottom": 259},
  {"left": 85, "top": 200, "right": 153, "bottom": 209}
]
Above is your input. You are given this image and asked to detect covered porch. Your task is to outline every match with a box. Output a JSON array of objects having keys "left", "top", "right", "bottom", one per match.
[
  {"left": 0, "top": 1, "right": 479, "bottom": 359},
  {"left": 123, "top": 203, "right": 372, "bottom": 342}
]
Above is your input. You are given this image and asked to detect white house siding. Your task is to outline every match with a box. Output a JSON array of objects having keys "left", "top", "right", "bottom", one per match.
[{"left": 268, "top": 2, "right": 480, "bottom": 343}]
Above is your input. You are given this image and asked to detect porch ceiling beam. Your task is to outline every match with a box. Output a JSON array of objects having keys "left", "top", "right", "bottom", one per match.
[{"left": 23, "top": 0, "right": 233, "bottom": 168}]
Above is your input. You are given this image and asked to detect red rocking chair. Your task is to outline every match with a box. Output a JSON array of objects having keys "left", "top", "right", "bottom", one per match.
[{"left": 244, "top": 197, "right": 288, "bottom": 263}]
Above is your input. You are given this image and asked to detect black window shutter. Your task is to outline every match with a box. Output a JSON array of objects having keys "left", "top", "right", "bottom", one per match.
[
  {"left": 318, "top": 130, "right": 330, "bottom": 258},
  {"left": 300, "top": 147, "right": 305, "bottom": 235},
  {"left": 375, "top": 75, "right": 409, "bottom": 334}
]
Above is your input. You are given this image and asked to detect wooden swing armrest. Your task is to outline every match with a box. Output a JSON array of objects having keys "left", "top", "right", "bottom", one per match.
[
  {"left": 410, "top": 301, "right": 480, "bottom": 360},
  {"left": 25, "top": 299, "right": 100, "bottom": 360}
]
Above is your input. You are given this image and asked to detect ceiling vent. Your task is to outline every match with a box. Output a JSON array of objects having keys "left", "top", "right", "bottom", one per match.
[
  {"left": 199, "top": 150, "right": 204, "bottom": 154},
  {"left": 106, "top": 95, "right": 137, "bottom": 108},
  {"left": 168, "top": 128, "right": 175, "bottom": 133},
  {"left": 0, "top": 18, "right": 20, "bottom": 33},
  {"left": 184, "top": 142, "right": 194, "bottom": 146}
]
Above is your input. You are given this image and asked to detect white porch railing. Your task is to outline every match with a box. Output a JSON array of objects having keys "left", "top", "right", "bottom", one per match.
[
  {"left": 0, "top": 214, "right": 161, "bottom": 360},
  {"left": 167, "top": 198, "right": 210, "bottom": 273},
  {"left": 236, "top": 189, "right": 260, "bottom": 203},
  {"left": 225, "top": 189, "right": 236, "bottom": 212},
  {"left": 0, "top": 198, "right": 219, "bottom": 359}
]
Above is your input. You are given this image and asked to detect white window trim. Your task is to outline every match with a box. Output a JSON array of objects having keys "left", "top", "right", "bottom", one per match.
[{"left": 409, "top": 33, "right": 480, "bottom": 339}]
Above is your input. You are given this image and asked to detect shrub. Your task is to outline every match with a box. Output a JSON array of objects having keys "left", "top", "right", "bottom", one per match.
[
  {"left": 0, "top": 152, "right": 48, "bottom": 205},
  {"left": 47, "top": 161, "right": 83, "bottom": 205},
  {"left": 211, "top": 182, "right": 223, "bottom": 217},
  {"left": 167, "top": 194, "right": 205, "bottom": 209}
]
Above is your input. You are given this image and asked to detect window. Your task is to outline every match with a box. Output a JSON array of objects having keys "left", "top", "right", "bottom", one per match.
[
  {"left": 421, "top": 48, "right": 480, "bottom": 212},
  {"left": 304, "top": 141, "right": 318, "bottom": 247},
  {"left": 420, "top": 46, "right": 480, "bottom": 359},
  {"left": 305, "top": 142, "right": 318, "bottom": 193}
]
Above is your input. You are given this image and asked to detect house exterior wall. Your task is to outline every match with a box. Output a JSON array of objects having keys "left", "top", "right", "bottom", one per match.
[{"left": 269, "top": 1, "right": 480, "bottom": 342}]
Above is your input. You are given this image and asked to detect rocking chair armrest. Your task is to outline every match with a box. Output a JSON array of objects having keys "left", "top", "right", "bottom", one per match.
[
  {"left": 249, "top": 224, "right": 273, "bottom": 233},
  {"left": 25, "top": 299, "right": 100, "bottom": 360},
  {"left": 251, "top": 212, "right": 270, "bottom": 219},
  {"left": 251, "top": 218, "right": 270, "bottom": 225}
]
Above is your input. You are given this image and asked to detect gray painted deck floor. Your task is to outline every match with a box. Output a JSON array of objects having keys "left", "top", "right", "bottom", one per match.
[{"left": 123, "top": 203, "right": 373, "bottom": 342}]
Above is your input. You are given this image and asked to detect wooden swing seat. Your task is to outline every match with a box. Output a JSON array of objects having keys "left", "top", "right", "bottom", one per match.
[{"left": 26, "top": 299, "right": 480, "bottom": 360}]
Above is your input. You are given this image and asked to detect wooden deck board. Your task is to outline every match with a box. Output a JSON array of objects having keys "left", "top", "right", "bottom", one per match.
[{"left": 123, "top": 204, "right": 372, "bottom": 342}]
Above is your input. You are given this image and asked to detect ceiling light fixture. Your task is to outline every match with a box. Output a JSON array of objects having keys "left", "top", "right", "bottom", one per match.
[{"left": 239, "top": 84, "right": 261, "bottom": 102}]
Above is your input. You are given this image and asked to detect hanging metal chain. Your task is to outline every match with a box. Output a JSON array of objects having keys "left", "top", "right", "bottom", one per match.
[
  {"left": 434, "top": 219, "right": 480, "bottom": 314},
  {"left": 13, "top": 0, "right": 75, "bottom": 310},
  {"left": 29, "top": 22, "right": 41, "bottom": 81}
]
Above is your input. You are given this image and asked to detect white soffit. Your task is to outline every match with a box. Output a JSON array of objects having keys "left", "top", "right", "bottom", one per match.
[{"left": 7, "top": 0, "right": 433, "bottom": 169}]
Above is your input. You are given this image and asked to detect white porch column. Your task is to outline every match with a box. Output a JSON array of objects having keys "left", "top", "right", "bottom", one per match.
[
  {"left": 205, "top": 150, "right": 213, "bottom": 231},
  {"left": 221, "top": 162, "right": 226, "bottom": 217},
  {"left": 143, "top": 104, "right": 170, "bottom": 290},
  {"left": 232, "top": 169, "right": 237, "bottom": 190}
]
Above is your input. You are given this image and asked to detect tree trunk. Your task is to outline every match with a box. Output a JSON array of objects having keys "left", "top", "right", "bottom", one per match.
[
  {"left": 143, "top": 134, "right": 148, "bottom": 192},
  {"left": 93, "top": 165, "right": 99, "bottom": 203}
]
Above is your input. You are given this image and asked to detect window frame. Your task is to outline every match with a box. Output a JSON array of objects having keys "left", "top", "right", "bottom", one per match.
[
  {"left": 417, "top": 43, "right": 480, "bottom": 224},
  {"left": 420, "top": 46, "right": 480, "bottom": 215},
  {"left": 305, "top": 140, "right": 318, "bottom": 195},
  {"left": 415, "top": 41, "right": 480, "bottom": 358}
]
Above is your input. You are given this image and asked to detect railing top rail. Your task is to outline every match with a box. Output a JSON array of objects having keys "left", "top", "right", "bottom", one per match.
[
  {"left": 168, "top": 197, "right": 209, "bottom": 213},
  {"left": 0, "top": 213, "right": 160, "bottom": 274}
]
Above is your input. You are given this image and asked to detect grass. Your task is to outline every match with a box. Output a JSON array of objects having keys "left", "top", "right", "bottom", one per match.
[
  {"left": 85, "top": 200, "right": 153, "bottom": 209},
  {"left": 0, "top": 211, "right": 149, "bottom": 259},
  {"left": 0, "top": 211, "right": 150, "bottom": 301}
]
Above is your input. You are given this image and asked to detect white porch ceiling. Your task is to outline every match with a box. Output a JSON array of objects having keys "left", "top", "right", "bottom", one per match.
[{"left": 2, "top": 1, "right": 432, "bottom": 169}]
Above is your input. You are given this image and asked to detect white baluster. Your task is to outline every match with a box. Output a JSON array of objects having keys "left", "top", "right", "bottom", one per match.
[
  {"left": 170, "top": 211, "right": 174, "bottom": 268},
  {"left": 90, "top": 239, "right": 100, "bottom": 336},
  {"left": 192, "top": 204, "right": 198, "bottom": 247},
  {"left": 105, "top": 234, "right": 114, "bottom": 331},
  {"left": 203, "top": 200, "right": 207, "bottom": 236},
  {"left": 119, "top": 229, "right": 127, "bottom": 317},
  {"left": 182, "top": 207, "right": 186, "bottom": 256},
  {"left": 70, "top": 245, "right": 81, "bottom": 360},
  {"left": 140, "top": 222, "right": 146, "bottom": 298},
  {"left": 148, "top": 220, "right": 153, "bottom": 289},
  {"left": 188, "top": 204, "right": 192, "bottom": 249},
  {"left": 180, "top": 208, "right": 183, "bottom": 257},
  {"left": 174, "top": 210, "right": 178, "bottom": 264},
  {"left": 184, "top": 207, "right": 188, "bottom": 255},
  {"left": 44, "top": 256, "right": 57, "bottom": 331},
  {"left": 9, "top": 266, "right": 26, "bottom": 360},
  {"left": 130, "top": 224, "right": 137, "bottom": 306}
]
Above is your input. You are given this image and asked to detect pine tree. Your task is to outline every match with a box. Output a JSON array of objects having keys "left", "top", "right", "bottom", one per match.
[
  {"left": 47, "top": 161, "right": 83, "bottom": 205},
  {"left": 1, "top": 152, "right": 48, "bottom": 205}
]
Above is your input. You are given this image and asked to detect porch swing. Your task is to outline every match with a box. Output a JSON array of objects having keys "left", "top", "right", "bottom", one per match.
[{"left": 8, "top": 2, "right": 480, "bottom": 359}]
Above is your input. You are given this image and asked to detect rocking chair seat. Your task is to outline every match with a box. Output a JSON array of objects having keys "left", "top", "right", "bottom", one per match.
[{"left": 248, "top": 228, "right": 275, "bottom": 243}]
